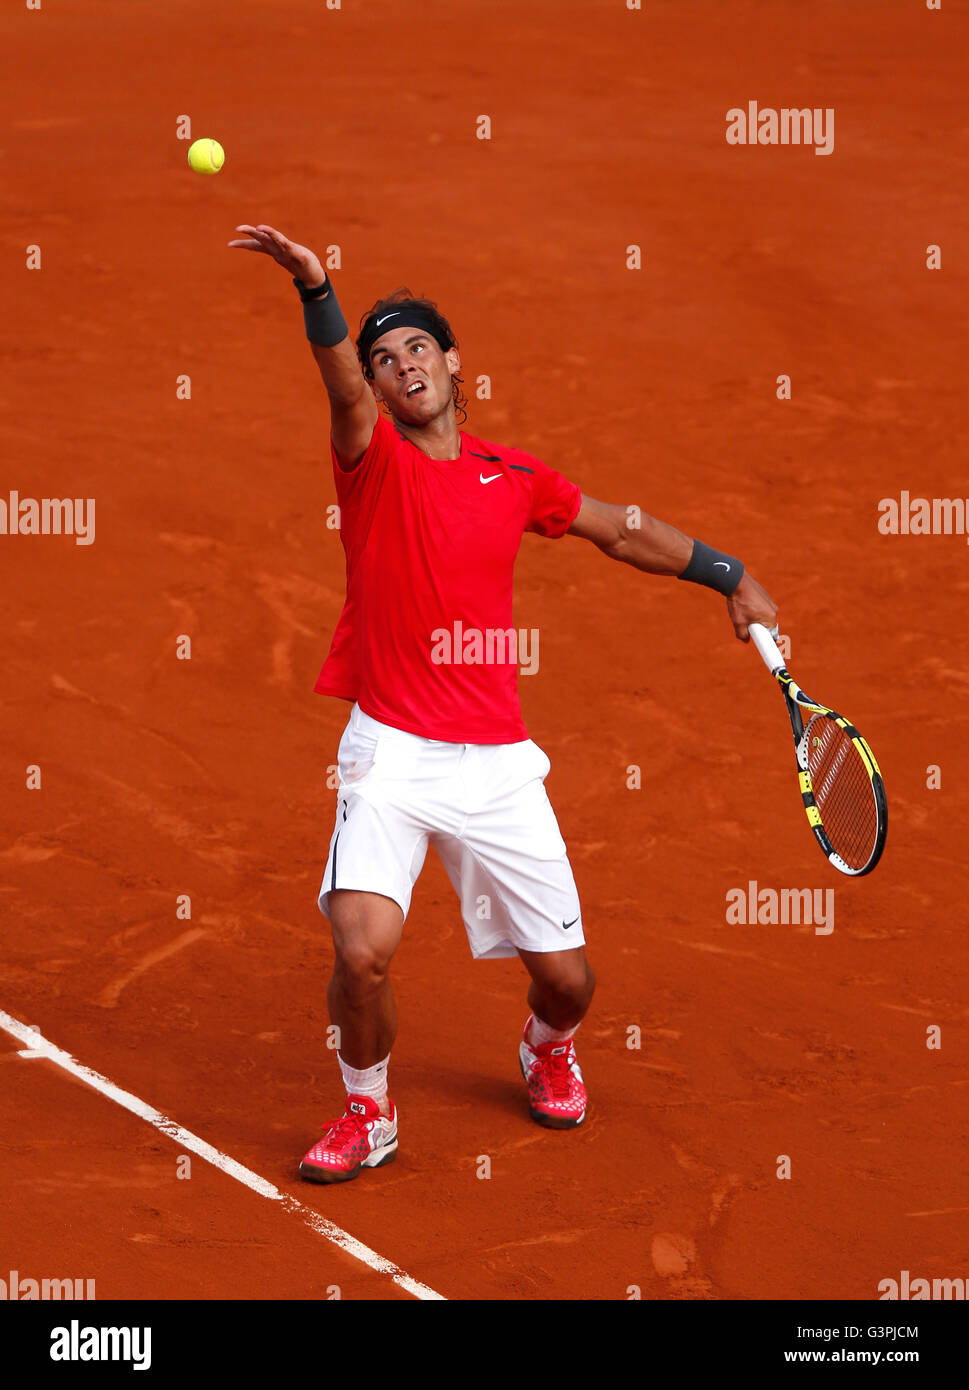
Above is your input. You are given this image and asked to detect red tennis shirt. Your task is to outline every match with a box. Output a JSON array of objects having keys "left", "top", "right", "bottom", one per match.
[{"left": 314, "top": 415, "right": 582, "bottom": 743}]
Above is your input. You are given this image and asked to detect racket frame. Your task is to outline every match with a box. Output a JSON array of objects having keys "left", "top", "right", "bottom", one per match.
[{"left": 749, "top": 624, "right": 887, "bottom": 876}]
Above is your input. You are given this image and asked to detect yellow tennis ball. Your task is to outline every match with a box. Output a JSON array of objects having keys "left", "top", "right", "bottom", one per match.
[{"left": 187, "top": 138, "right": 225, "bottom": 175}]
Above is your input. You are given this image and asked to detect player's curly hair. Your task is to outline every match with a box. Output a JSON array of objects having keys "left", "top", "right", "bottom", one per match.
[{"left": 356, "top": 289, "right": 468, "bottom": 425}]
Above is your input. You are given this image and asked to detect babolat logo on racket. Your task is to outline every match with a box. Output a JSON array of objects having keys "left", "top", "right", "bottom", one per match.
[{"left": 748, "top": 624, "right": 887, "bottom": 877}]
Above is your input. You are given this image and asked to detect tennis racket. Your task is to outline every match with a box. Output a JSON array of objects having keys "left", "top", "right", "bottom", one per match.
[{"left": 749, "top": 623, "right": 887, "bottom": 876}]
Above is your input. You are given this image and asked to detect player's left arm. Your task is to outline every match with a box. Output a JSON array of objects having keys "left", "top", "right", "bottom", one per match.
[{"left": 567, "top": 494, "right": 777, "bottom": 642}]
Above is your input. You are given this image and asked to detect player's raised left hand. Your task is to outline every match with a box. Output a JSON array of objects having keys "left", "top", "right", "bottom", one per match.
[
  {"left": 727, "top": 573, "right": 778, "bottom": 642},
  {"left": 228, "top": 223, "right": 326, "bottom": 288}
]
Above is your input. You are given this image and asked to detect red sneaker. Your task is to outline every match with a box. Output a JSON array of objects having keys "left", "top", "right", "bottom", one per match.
[
  {"left": 519, "top": 1017, "right": 587, "bottom": 1129},
  {"left": 298, "top": 1094, "right": 398, "bottom": 1184}
]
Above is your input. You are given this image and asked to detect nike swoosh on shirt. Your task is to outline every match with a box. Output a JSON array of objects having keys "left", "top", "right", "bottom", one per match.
[
  {"left": 375, "top": 313, "right": 400, "bottom": 327},
  {"left": 480, "top": 473, "right": 502, "bottom": 484},
  {"left": 562, "top": 916, "right": 580, "bottom": 929}
]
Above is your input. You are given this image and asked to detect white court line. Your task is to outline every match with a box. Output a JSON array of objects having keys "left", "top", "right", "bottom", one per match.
[{"left": 0, "top": 1008, "right": 446, "bottom": 1302}]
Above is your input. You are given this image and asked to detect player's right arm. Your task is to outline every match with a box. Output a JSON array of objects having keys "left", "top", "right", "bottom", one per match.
[
  {"left": 228, "top": 223, "right": 377, "bottom": 468},
  {"left": 568, "top": 494, "right": 778, "bottom": 641}
]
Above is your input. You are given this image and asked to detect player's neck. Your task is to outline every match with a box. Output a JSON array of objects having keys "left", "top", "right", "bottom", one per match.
[{"left": 392, "top": 411, "right": 463, "bottom": 462}]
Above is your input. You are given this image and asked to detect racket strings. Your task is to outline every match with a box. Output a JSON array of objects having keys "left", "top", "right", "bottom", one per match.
[{"left": 803, "top": 715, "right": 877, "bottom": 869}]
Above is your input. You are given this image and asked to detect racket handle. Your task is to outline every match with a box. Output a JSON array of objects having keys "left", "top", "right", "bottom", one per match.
[{"left": 749, "top": 622, "right": 785, "bottom": 674}]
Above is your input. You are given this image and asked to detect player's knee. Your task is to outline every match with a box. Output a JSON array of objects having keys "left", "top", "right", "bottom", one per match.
[
  {"left": 539, "top": 956, "right": 595, "bottom": 1014},
  {"left": 327, "top": 892, "right": 401, "bottom": 993},
  {"left": 332, "top": 939, "right": 394, "bottom": 993},
  {"left": 568, "top": 960, "right": 595, "bottom": 1011},
  {"left": 335, "top": 939, "right": 392, "bottom": 995}
]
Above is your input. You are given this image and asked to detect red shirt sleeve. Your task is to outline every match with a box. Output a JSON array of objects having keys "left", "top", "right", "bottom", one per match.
[
  {"left": 330, "top": 414, "right": 390, "bottom": 482},
  {"left": 521, "top": 452, "right": 583, "bottom": 538}
]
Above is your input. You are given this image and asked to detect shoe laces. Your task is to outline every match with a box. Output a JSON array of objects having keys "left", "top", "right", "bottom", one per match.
[
  {"left": 319, "top": 1111, "right": 367, "bottom": 1149},
  {"left": 535, "top": 1048, "right": 573, "bottom": 1099}
]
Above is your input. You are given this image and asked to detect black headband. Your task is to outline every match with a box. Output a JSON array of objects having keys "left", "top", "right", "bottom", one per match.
[{"left": 357, "top": 308, "right": 453, "bottom": 371}]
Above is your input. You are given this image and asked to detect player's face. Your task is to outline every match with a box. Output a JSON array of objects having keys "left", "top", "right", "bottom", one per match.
[{"left": 369, "top": 329, "right": 460, "bottom": 424}]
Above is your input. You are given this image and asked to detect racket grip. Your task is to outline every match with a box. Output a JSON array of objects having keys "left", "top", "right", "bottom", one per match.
[{"left": 749, "top": 622, "right": 785, "bottom": 674}]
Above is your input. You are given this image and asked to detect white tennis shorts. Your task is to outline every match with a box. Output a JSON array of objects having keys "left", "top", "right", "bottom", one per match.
[{"left": 318, "top": 704, "right": 585, "bottom": 959}]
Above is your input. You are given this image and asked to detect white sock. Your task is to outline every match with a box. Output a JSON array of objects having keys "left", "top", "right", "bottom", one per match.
[
  {"left": 338, "top": 1053, "right": 390, "bottom": 1107},
  {"left": 527, "top": 1014, "right": 578, "bottom": 1048}
]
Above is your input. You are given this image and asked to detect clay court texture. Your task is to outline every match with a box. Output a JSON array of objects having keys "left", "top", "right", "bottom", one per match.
[{"left": 1, "top": 0, "right": 966, "bottom": 1302}]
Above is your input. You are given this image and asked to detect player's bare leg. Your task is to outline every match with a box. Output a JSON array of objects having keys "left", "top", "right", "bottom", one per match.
[
  {"left": 299, "top": 889, "right": 404, "bottom": 1183},
  {"left": 326, "top": 889, "right": 404, "bottom": 1115},
  {"left": 516, "top": 945, "right": 595, "bottom": 1128},
  {"left": 518, "top": 944, "right": 595, "bottom": 1032}
]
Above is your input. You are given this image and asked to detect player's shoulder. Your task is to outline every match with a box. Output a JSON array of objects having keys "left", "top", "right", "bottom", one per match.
[
  {"left": 331, "top": 413, "right": 399, "bottom": 478},
  {"left": 364, "top": 414, "right": 415, "bottom": 453}
]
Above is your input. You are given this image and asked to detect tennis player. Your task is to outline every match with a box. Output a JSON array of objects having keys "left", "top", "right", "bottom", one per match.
[{"left": 229, "top": 224, "right": 779, "bottom": 1184}]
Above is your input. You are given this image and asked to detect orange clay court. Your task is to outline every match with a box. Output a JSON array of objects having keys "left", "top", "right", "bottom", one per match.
[{"left": 1, "top": 0, "right": 967, "bottom": 1302}]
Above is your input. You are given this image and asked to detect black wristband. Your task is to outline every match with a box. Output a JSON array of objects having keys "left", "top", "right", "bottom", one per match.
[
  {"left": 677, "top": 539, "right": 744, "bottom": 596},
  {"left": 293, "top": 275, "right": 330, "bottom": 302},
  {"left": 294, "top": 276, "right": 349, "bottom": 347}
]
